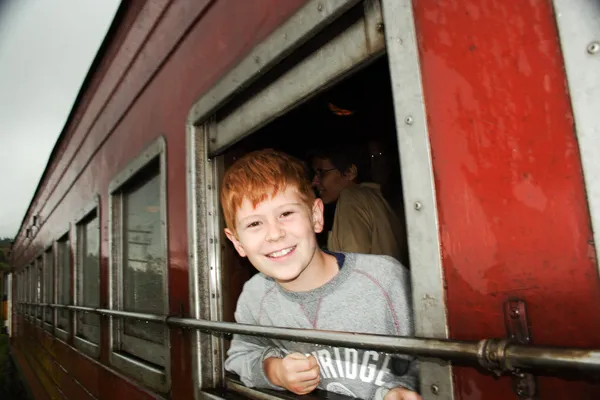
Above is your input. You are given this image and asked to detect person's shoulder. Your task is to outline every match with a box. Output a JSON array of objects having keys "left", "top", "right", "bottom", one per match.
[
  {"left": 347, "top": 253, "right": 410, "bottom": 284},
  {"left": 237, "top": 273, "right": 277, "bottom": 306}
]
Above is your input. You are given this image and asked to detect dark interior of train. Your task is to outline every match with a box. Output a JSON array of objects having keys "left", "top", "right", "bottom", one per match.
[{"left": 219, "top": 56, "right": 408, "bottom": 324}]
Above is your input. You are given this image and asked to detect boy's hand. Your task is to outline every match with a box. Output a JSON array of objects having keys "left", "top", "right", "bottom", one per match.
[
  {"left": 264, "top": 352, "right": 320, "bottom": 394},
  {"left": 384, "top": 387, "right": 423, "bottom": 400}
]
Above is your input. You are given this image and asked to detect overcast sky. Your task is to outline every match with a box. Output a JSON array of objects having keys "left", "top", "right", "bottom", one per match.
[{"left": 0, "top": 0, "right": 121, "bottom": 238}]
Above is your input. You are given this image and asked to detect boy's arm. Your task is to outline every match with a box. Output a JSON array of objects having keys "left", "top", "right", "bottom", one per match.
[
  {"left": 373, "top": 259, "right": 420, "bottom": 399},
  {"left": 224, "top": 299, "right": 285, "bottom": 390}
]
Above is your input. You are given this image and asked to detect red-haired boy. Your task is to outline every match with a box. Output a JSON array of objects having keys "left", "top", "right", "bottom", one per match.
[{"left": 222, "top": 149, "right": 421, "bottom": 400}]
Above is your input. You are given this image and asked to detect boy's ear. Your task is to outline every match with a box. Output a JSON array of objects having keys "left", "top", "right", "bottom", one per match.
[
  {"left": 224, "top": 228, "right": 247, "bottom": 258},
  {"left": 311, "top": 198, "right": 325, "bottom": 234}
]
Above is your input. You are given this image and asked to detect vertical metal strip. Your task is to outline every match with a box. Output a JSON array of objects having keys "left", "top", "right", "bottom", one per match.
[
  {"left": 187, "top": 122, "right": 206, "bottom": 398},
  {"left": 552, "top": 0, "right": 600, "bottom": 275},
  {"left": 380, "top": 0, "right": 454, "bottom": 399},
  {"left": 188, "top": 120, "right": 223, "bottom": 397}
]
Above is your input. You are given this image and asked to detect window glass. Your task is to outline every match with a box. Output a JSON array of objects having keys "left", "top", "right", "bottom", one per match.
[
  {"left": 123, "top": 173, "right": 164, "bottom": 344},
  {"left": 44, "top": 249, "right": 54, "bottom": 324},
  {"left": 36, "top": 258, "right": 42, "bottom": 319},
  {"left": 57, "top": 236, "right": 71, "bottom": 331},
  {"left": 77, "top": 214, "right": 100, "bottom": 343}
]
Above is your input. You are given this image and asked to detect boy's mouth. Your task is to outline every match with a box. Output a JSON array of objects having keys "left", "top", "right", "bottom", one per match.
[{"left": 266, "top": 246, "right": 296, "bottom": 258}]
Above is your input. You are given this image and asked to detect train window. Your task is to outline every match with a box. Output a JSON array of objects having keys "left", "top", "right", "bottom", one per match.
[
  {"left": 26, "top": 266, "right": 32, "bottom": 317},
  {"left": 43, "top": 247, "right": 54, "bottom": 329},
  {"left": 36, "top": 256, "right": 42, "bottom": 321},
  {"left": 74, "top": 206, "right": 100, "bottom": 356},
  {"left": 56, "top": 233, "right": 71, "bottom": 340},
  {"left": 109, "top": 137, "right": 169, "bottom": 392}
]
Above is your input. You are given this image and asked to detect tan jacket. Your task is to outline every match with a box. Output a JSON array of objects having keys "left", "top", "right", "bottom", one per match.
[{"left": 327, "top": 183, "right": 407, "bottom": 264}]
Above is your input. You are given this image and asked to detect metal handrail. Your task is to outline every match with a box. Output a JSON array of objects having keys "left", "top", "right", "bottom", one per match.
[{"left": 15, "top": 302, "right": 600, "bottom": 378}]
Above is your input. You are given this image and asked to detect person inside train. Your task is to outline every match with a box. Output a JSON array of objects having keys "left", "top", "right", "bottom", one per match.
[
  {"left": 310, "top": 143, "right": 408, "bottom": 265},
  {"left": 220, "top": 149, "right": 420, "bottom": 400}
]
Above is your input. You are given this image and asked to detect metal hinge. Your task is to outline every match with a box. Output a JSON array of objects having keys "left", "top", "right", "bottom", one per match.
[{"left": 504, "top": 299, "right": 537, "bottom": 399}]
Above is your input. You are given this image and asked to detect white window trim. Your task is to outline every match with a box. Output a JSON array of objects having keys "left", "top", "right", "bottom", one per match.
[{"left": 108, "top": 136, "right": 170, "bottom": 393}]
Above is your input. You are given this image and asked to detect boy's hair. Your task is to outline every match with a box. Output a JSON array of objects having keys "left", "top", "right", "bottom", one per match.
[{"left": 221, "top": 149, "right": 316, "bottom": 234}]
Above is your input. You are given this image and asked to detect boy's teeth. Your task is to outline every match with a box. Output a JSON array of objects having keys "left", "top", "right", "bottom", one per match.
[{"left": 269, "top": 247, "right": 294, "bottom": 257}]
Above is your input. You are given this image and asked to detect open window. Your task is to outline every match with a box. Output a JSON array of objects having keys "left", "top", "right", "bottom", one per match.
[
  {"left": 56, "top": 230, "right": 71, "bottom": 341},
  {"left": 74, "top": 198, "right": 101, "bottom": 357},
  {"left": 188, "top": 0, "right": 452, "bottom": 397},
  {"left": 109, "top": 136, "right": 170, "bottom": 393}
]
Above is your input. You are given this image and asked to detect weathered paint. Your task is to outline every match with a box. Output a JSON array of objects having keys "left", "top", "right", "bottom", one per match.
[
  {"left": 10, "top": 0, "right": 307, "bottom": 398},
  {"left": 412, "top": 0, "right": 600, "bottom": 399}
]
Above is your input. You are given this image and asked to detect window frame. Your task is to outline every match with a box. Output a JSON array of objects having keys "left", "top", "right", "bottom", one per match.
[
  {"left": 73, "top": 196, "right": 101, "bottom": 358},
  {"left": 43, "top": 244, "right": 55, "bottom": 331},
  {"left": 186, "top": 0, "right": 453, "bottom": 397},
  {"left": 108, "top": 136, "right": 170, "bottom": 393},
  {"left": 55, "top": 226, "right": 72, "bottom": 342}
]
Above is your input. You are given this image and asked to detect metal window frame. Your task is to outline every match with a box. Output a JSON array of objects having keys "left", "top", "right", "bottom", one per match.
[
  {"left": 43, "top": 245, "right": 55, "bottom": 330},
  {"left": 74, "top": 196, "right": 101, "bottom": 357},
  {"left": 186, "top": 1, "right": 449, "bottom": 400},
  {"left": 380, "top": 0, "right": 454, "bottom": 398},
  {"left": 551, "top": 0, "right": 600, "bottom": 276},
  {"left": 108, "top": 135, "right": 170, "bottom": 393},
  {"left": 55, "top": 226, "right": 72, "bottom": 342}
]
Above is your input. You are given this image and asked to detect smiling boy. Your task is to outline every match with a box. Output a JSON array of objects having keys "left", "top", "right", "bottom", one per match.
[{"left": 222, "top": 149, "right": 421, "bottom": 400}]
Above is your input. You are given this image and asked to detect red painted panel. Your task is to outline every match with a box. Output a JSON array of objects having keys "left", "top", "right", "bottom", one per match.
[
  {"left": 12, "top": 343, "right": 51, "bottom": 400},
  {"left": 413, "top": 1, "right": 600, "bottom": 399}
]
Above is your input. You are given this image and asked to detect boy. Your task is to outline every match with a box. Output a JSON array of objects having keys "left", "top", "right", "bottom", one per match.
[{"left": 221, "top": 149, "right": 421, "bottom": 400}]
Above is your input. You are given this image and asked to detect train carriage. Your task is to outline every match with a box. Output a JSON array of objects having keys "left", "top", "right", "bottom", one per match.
[{"left": 7, "top": 0, "right": 600, "bottom": 399}]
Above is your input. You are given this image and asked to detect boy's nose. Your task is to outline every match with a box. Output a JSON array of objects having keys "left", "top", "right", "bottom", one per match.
[{"left": 265, "top": 221, "right": 285, "bottom": 242}]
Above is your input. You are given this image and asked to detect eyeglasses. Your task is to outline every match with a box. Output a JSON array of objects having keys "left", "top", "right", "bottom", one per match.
[{"left": 313, "top": 167, "right": 337, "bottom": 179}]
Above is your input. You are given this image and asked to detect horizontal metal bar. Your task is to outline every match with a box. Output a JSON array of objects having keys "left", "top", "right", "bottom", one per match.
[
  {"left": 506, "top": 343, "right": 600, "bottom": 372},
  {"left": 167, "top": 317, "right": 479, "bottom": 361},
  {"left": 96, "top": 308, "right": 167, "bottom": 323},
  {"left": 67, "top": 305, "right": 96, "bottom": 312},
  {"left": 14, "top": 303, "right": 600, "bottom": 377}
]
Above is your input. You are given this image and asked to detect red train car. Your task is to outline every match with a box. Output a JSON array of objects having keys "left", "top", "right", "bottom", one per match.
[{"left": 7, "top": 0, "right": 600, "bottom": 399}]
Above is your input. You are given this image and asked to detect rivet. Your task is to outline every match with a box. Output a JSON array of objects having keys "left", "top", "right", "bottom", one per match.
[
  {"left": 211, "top": 294, "right": 216, "bottom": 298},
  {"left": 405, "top": 116, "right": 414, "bottom": 125},
  {"left": 209, "top": 238, "right": 214, "bottom": 244},
  {"left": 317, "top": 3, "right": 323, "bottom": 11},
  {"left": 587, "top": 41, "right": 600, "bottom": 54},
  {"left": 376, "top": 22, "right": 384, "bottom": 33},
  {"left": 255, "top": 56, "right": 261, "bottom": 64},
  {"left": 414, "top": 201, "right": 422, "bottom": 211},
  {"left": 207, "top": 185, "right": 212, "bottom": 190},
  {"left": 510, "top": 308, "right": 520, "bottom": 318},
  {"left": 431, "top": 384, "right": 439, "bottom": 395}
]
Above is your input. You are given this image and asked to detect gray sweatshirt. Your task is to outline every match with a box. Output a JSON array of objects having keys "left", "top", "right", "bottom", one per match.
[{"left": 224, "top": 252, "right": 418, "bottom": 399}]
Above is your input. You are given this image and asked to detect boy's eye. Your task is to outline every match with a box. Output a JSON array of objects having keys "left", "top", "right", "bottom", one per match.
[
  {"left": 246, "top": 221, "right": 261, "bottom": 228},
  {"left": 280, "top": 211, "right": 294, "bottom": 218}
]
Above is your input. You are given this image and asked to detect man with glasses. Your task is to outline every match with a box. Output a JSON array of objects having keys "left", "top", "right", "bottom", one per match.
[{"left": 310, "top": 144, "right": 407, "bottom": 265}]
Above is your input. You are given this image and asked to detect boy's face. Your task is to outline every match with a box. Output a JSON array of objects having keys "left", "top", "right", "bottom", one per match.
[{"left": 225, "top": 186, "right": 324, "bottom": 284}]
